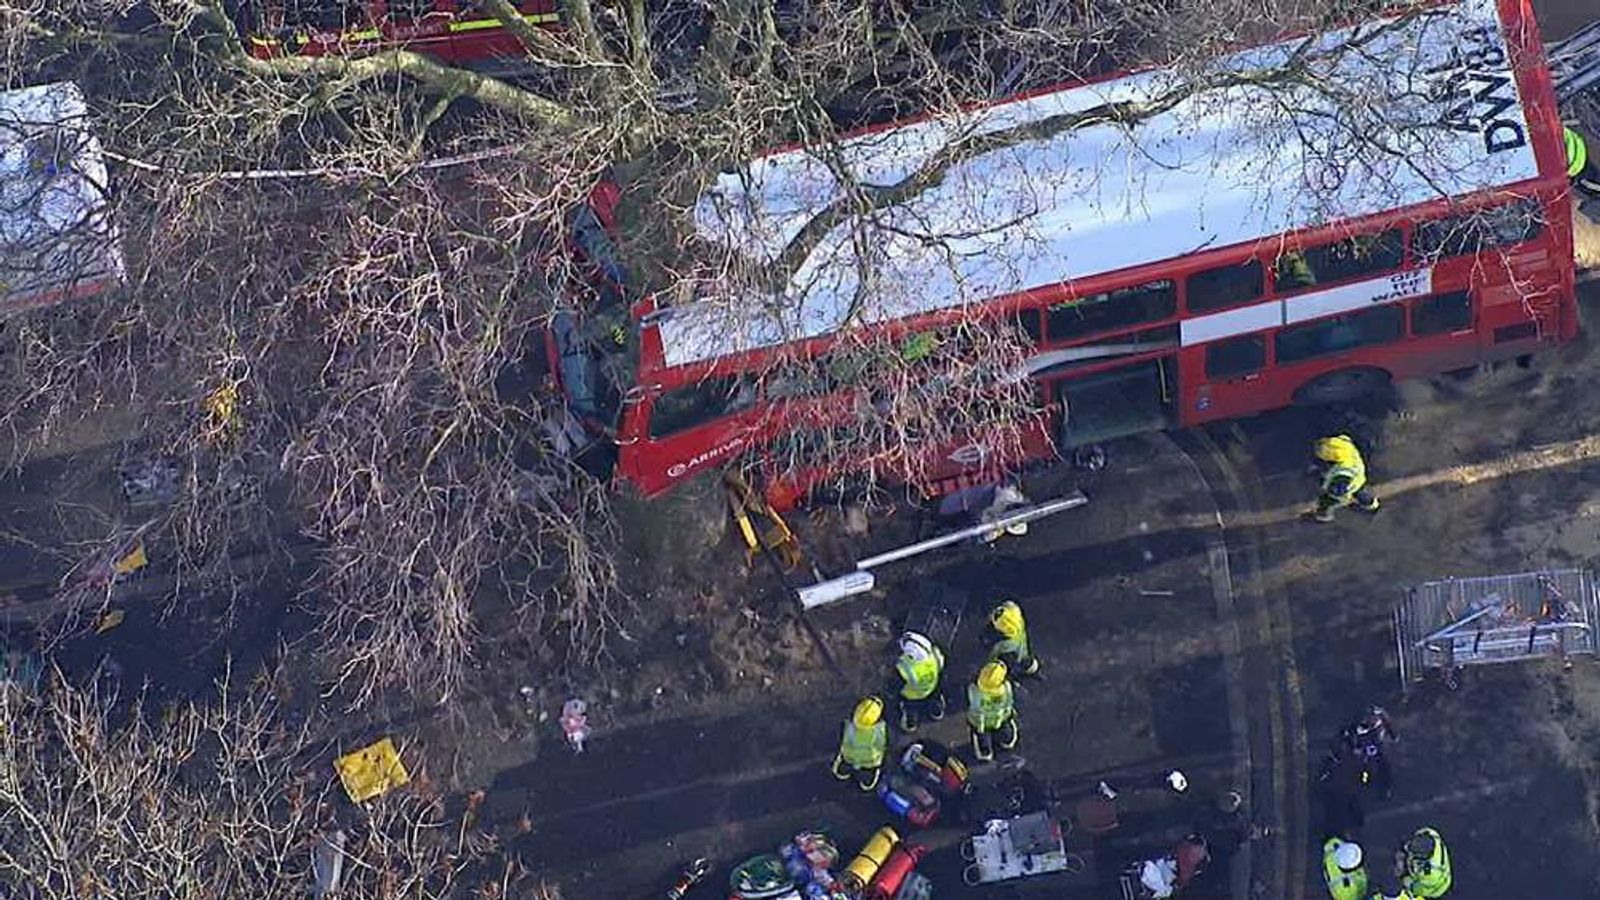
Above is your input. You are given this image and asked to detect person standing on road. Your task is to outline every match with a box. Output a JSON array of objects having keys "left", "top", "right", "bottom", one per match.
[
  {"left": 987, "top": 600, "right": 1040, "bottom": 676},
  {"left": 1322, "top": 838, "right": 1369, "bottom": 900},
  {"left": 1310, "top": 435, "right": 1380, "bottom": 523},
  {"left": 1396, "top": 827, "right": 1451, "bottom": 898},
  {"left": 1334, "top": 706, "right": 1398, "bottom": 800},
  {"left": 966, "top": 661, "right": 1019, "bottom": 763},
  {"left": 831, "top": 696, "right": 888, "bottom": 791},
  {"left": 894, "top": 631, "right": 947, "bottom": 731}
]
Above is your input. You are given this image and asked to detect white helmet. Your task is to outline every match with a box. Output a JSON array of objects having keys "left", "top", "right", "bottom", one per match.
[
  {"left": 1333, "top": 841, "right": 1363, "bottom": 871},
  {"left": 900, "top": 631, "right": 934, "bottom": 661},
  {"left": 1165, "top": 770, "right": 1188, "bottom": 793}
]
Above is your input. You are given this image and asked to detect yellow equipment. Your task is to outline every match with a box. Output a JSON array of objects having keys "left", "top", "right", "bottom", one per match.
[
  {"left": 991, "top": 601, "right": 1024, "bottom": 639},
  {"left": 853, "top": 695, "right": 884, "bottom": 728},
  {"left": 111, "top": 541, "right": 148, "bottom": 576},
  {"left": 725, "top": 472, "right": 803, "bottom": 570},
  {"left": 842, "top": 826, "right": 900, "bottom": 893},
  {"left": 978, "top": 661, "right": 1009, "bottom": 693},
  {"left": 335, "top": 737, "right": 411, "bottom": 803}
]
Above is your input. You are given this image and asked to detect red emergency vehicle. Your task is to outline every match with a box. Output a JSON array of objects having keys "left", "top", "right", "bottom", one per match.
[
  {"left": 552, "top": 0, "right": 1579, "bottom": 508},
  {"left": 230, "top": 0, "right": 558, "bottom": 63}
]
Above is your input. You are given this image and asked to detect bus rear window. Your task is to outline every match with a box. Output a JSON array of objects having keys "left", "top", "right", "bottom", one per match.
[
  {"left": 1413, "top": 198, "right": 1544, "bottom": 261},
  {"left": 1275, "top": 306, "right": 1404, "bottom": 364},
  {"left": 1410, "top": 291, "right": 1473, "bottom": 336},
  {"left": 1274, "top": 230, "right": 1403, "bottom": 294},
  {"left": 650, "top": 377, "right": 757, "bottom": 438},
  {"left": 1186, "top": 261, "right": 1263, "bottom": 313},
  {"left": 1045, "top": 280, "right": 1176, "bottom": 342}
]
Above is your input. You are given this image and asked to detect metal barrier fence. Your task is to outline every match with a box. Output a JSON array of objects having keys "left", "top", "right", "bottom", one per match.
[{"left": 1394, "top": 568, "right": 1599, "bottom": 690}]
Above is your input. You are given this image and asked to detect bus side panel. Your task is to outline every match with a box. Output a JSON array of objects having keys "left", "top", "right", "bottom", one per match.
[
  {"left": 1177, "top": 348, "right": 1286, "bottom": 428},
  {"left": 615, "top": 402, "right": 760, "bottom": 498}
]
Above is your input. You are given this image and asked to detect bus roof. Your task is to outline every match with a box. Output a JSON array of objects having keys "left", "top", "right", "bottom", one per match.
[
  {"left": 654, "top": 0, "right": 1548, "bottom": 370},
  {"left": 1, "top": 81, "right": 122, "bottom": 313}
]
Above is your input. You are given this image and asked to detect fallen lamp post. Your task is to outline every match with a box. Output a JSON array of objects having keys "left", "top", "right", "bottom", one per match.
[{"left": 798, "top": 492, "right": 1088, "bottom": 609}]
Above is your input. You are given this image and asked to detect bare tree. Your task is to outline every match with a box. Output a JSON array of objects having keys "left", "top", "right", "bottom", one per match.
[{"left": 0, "top": 668, "right": 504, "bottom": 898}]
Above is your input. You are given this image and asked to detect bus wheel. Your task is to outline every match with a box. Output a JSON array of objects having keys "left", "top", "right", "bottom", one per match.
[{"left": 1291, "top": 367, "right": 1391, "bottom": 406}]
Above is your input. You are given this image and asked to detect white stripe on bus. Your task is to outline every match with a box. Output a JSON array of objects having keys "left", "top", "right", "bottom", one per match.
[
  {"left": 1180, "top": 302, "right": 1283, "bottom": 346},
  {"left": 1180, "top": 267, "right": 1435, "bottom": 347},
  {"left": 1282, "top": 268, "right": 1433, "bottom": 324}
]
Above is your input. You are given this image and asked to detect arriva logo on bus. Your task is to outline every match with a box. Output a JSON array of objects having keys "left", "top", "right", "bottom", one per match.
[
  {"left": 666, "top": 436, "right": 746, "bottom": 479},
  {"left": 947, "top": 443, "right": 991, "bottom": 466},
  {"left": 1428, "top": 22, "right": 1528, "bottom": 155}
]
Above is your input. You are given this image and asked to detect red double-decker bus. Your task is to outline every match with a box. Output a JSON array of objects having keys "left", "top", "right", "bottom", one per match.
[
  {"left": 551, "top": 0, "right": 1578, "bottom": 508},
  {"left": 230, "top": 0, "right": 558, "bottom": 63}
]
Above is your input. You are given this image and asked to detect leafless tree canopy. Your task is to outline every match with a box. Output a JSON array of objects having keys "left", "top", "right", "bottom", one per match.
[{"left": 0, "top": 671, "right": 498, "bottom": 898}]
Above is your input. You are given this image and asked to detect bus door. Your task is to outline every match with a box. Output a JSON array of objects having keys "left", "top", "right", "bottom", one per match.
[{"left": 1055, "top": 356, "right": 1176, "bottom": 449}]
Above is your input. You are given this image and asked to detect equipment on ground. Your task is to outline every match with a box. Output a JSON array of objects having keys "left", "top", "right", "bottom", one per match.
[
  {"left": 1121, "top": 834, "right": 1210, "bottom": 899},
  {"left": 841, "top": 827, "right": 899, "bottom": 894},
  {"left": 960, "top": 810, "right": 1083, "bottom": 886},
  {"left": 334, "top": 737, "right": 410, "bottom": 803},
  {"left": 729, "top": 854, "right": 800, "bottom": 900},
  {"left": 905, "top": 582, "right": 968, "bottom": 659},
  {"left": 726, "top": 472, "right": 804, "bottom": 570},
  {"left": 666, "top": 857, "right": 711, "bottom": 899},
  {"left": 900, "top": 740, "right": 971, "bottom": 799},
  {"left": 877, "top": 773, "right": 940, "bottom": 827},
  {"left": 864, "top": 842, "right": 926, "bottom": 900},
  {"left": 732, "top": 831, "right": 848, "bottom": 900},
  {"left": 1395, "top": 569, "right": 1600, "bottom": 691}
]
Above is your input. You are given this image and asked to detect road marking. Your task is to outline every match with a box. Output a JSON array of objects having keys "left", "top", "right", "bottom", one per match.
[{"left": 1366, "top": 774, "right": 1536, "bottom": 822}]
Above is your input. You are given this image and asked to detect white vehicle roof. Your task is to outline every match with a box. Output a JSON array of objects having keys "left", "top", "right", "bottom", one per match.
[
  {"left": 1, "top": 81, "right": 122, "bottom": 312},
  {"left": 657, "top": 0, "right": 1543, "bottom": 368}
]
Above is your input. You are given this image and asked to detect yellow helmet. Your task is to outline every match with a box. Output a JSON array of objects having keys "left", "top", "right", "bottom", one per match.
[
  {"left": 853, "top": 696, "right": 884, "bottom": 728},
  {"left": 977, "top": 661, "right": 1009, "bottom": 693},
  {"left": 1315, "top": 435, "right": 1350, "bottom": 463},
  {"left": 990, "top": 601, "right": 1024, "bottom": 639}
]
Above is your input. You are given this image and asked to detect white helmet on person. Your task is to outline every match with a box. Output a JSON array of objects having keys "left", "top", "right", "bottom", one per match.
[
  {"left": 899, "top": 631, "right": 935, "bottom": 661},
  {"left": 1333, "top": 840, "right": 1363, "bottom": 871}
]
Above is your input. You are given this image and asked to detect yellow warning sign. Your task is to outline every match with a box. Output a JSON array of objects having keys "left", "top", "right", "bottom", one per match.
[{"left": 334, "top": 737, "right": 410, "bottom": 803}]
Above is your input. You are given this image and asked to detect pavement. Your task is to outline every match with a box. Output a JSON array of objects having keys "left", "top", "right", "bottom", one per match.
[{"left": 491, "top": 432, "right": 1252, "bottom": 897}]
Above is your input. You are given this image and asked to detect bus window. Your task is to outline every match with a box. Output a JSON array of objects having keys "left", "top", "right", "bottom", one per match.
[
  {"left": 649, "top": 376, "right": 757, "bottom": 438},
  {"left": 279, "top": 0, "right": 367, "bottom": 30},
  {"left": 1275, "top": 305, "right": 1404, "bottom": 364},
  {"left": 1274, "top": 230, "right": 1403, "bottom": 294},
  {"left": 1186, "top": 261, "right": 1263, "bottom": 313},
  {"left": 1410, "top": 291, "right": 1473, "bottom": 336},
  {"left": 386, "top": 0, "right": 435, "bottom": 22},
  {"left": 1045, "top": 280, "right": 1176, "bottom": 342},
  {"left": 1413, "top": 198, "right": 1544, "bottom": 261},
  {"left": 1205, "top": 335, "right": 1266, "bottom": 379},
  {"left": 763, "top": 362, "right": 831, "bottom": 400},
  {"left": 1016, "top": 310, "right": 1043, "bottom": 344}
]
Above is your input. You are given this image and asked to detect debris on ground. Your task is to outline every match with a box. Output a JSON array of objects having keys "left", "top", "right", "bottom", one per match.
[
  {"left": 311, "top": 830, "right": 346, "bottom": 898},
  {"left": 93, "top": 609, "right": 124, "bottom": 633},
  {"left": 559, "top": 698, "right": 590, "bottom": 753},
  {"left": 335, "top": 737, "right": 410, "bottom": 803}
]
